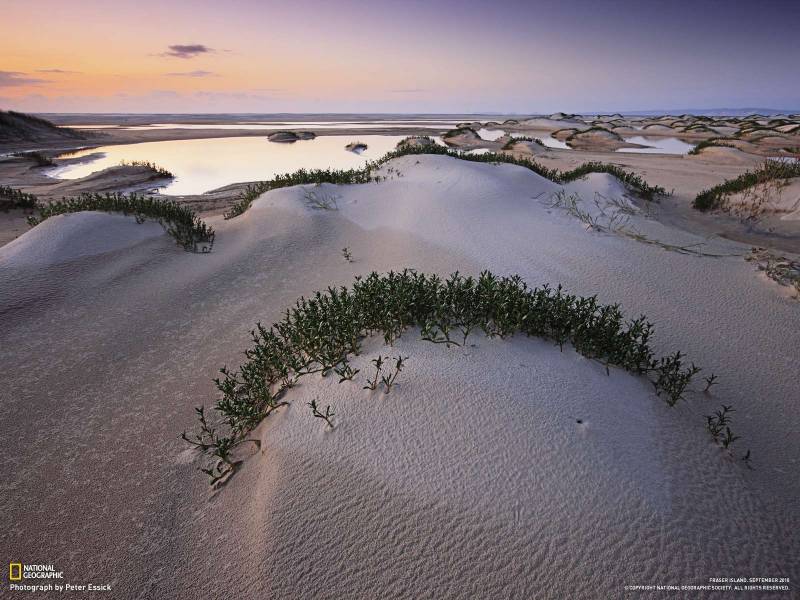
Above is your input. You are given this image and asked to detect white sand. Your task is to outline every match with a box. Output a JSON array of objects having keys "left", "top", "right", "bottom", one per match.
[
  {"left": 1, "top": 155, "right": 798, "bottom": 598},
  {"left": 0, "top": 211, "right": 166, "bottom": 266}
]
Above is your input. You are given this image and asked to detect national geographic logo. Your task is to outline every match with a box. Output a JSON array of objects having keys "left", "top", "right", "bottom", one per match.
[{"left": 8, "top": 562, "right": 64, "bottom": 580}]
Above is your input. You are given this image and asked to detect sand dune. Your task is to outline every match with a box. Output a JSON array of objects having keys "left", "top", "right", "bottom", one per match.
[{"left": 2, "top": 154, "right": 798, "bottom": 598}]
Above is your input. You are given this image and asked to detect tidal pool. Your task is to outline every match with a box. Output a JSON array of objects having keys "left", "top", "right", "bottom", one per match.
[
  {"left": 50, "top": 135, "right": 407, "bottom": 195},
  {"left": 617, "top": 136, "right": 695, "bottom": 155}
]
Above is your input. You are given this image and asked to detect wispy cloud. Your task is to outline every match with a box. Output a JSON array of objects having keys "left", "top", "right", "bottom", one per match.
[
  {"left": 163, "top": 70, "right": 217, "bottom": 78},
  {"left": 0, "top": 71, "right": 49, "bottom": 87},
  {"left": 160, "top": 44, "right": 214, "bottom": 59},
  {"left": 35, "top": 68, "right": 81, "bottom": 74}
]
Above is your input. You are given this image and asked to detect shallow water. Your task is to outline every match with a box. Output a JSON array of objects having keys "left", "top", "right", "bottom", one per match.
[
  {"left": 476, "top": 128, "right": 507, "bottom": 141},
  {"left": 69, "top": 121, "right": 461, "bottom": 131},
  {"left": 617, "top": 136, "right": 695, "bottom": 155},
  {"left": 536, "top": 135, "right": 571, "bottom": 150},
  {"left": 50, "top": 135, "right": 407, "bottom": 195}
]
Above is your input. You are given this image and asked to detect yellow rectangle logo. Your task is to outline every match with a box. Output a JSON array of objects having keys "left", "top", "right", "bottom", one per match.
[{"left": 9, "top": 562, "right": 22, "bottom": 581}]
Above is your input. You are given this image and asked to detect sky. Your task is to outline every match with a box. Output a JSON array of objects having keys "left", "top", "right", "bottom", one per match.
[{"left": 1, "top": 0, "right": 798, "bottom": 114}]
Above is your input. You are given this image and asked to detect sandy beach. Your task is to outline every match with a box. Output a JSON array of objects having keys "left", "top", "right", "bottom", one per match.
[{"left": 2, "top": 141, "right": 799, "bottom": 596}]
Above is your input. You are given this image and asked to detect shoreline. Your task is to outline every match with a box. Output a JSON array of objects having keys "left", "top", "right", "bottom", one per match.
[{"left": 3, "top": 120, "right": 798, "bottom": 254}]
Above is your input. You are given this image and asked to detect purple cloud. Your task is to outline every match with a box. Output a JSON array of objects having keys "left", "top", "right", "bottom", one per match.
[
  {"left": 161, "top": 44, "right": 214, "bottom": 59},
  {"left": 164, "top": 70, "right": 217, "bottom": 77},
  {"left": 0, "top": 71, "right": 49, "bottom": 87}
]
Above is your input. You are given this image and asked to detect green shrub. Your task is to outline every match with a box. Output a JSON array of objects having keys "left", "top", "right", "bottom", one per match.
[
  {"left": 27, "top": 192, "right": 214, "bottom": 251},
  {"left": 0, "top": 185, "right": 39, "bottom": 211},
  {"left": 185, "top": 270, "right": 708, "bottom": 484}
]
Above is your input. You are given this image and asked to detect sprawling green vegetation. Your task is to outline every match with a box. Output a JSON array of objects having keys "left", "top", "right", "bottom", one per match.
[
  {"left": 0, "top": 185, "right": 39, "bottom": 211},
  {"left": 693, "top": 160, "right": 800, "bottom": 211},
  {"left": 184, "top": 270, "right": 713, "bottom": 484},
  {"left": 28, "top": 193, "right": 214, "bottom": 251},
  {"left": 224, "top": 142, "right": 668, "bottom": 219}
]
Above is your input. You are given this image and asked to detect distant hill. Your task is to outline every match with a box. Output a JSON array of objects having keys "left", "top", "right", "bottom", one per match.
[{"left": 0, "top": 110, "right": 85, "bottom": 143}]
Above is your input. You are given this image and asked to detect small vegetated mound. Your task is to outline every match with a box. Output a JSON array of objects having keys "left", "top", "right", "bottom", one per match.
[
  {"left": 0, "top": 185, "right": 39, "bottom": 212},
  {"left": 267, "top": 131, "right": 316, "bottom": 143},
  {"left": 687, "top": 139, "right": 736, "bottom": 155},
  {"left": 184, "top": 270, "right": 742, "bottom": 485},
  {"left": 396, "top": 135, "right": 436, "bottom": 150},
  {"left": 693, "top": 160, "right": 800, "bottom": 211},
  {"left": 27, "top": 193, "right": 215, "bottom": 251},
  {"left": 441, "top": 126, "right": 482, "bottom": 145},
  {"left": 224, "top": 140, "right": 668, "bottom": 219},
  {"left": 119, "top": 159, "right": 174, "bottom": 178},
  {"left": 0, "top": 110, "right": 85, "bottom": 143},
  {"left": 345, "top": 141, "right": 368, "bottom": 153},
  {"left": 566, "top": 127, "right": 626, "bottom": 150}
]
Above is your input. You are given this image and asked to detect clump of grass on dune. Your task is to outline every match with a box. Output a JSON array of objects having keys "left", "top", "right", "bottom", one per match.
[
  {"left": 693, "top": 160, "right": 800, "bottom": 211},
  {"left": 224, "top": 166, "right": 373, "bottom": 219},
  {"left": 28, "top": 192, "right": 214, "bottom": 251},
  {"left": 184, "top": 270, "right": 727, "bottom": 485},
  {"left": 0, "top": 185, "right": 39, "bottom": 211},
  {"left": 501, "top": 136, "right": 538, "bottom": 150},
  {"left": 119, "top": 160, "right": 174, "bottom": 178},
  {"left": 687, "top": 139, "right": 736, "bottom": 155},
  {"left": 384, "top": 144, "right": 667, "bottom": 199}
]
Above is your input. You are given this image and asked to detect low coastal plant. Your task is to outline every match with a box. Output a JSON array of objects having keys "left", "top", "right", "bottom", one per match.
[
  {"left": 380, "top": 355, "right": 407, "bottom": 393},
  {"left": 303, "top": 188, "right": 340, "bottom": 210},
  {"left": 693, "top": 160, "right": 800, "bottom": 211},
  {"left": 333, "top": 360, "right": 359, "bottom": 382},
  {"left": 180, "top": 406, "right": 260, "bottom": 484},
  {"left": 27, "top": 192, "right": 214, "bottom": 251},
  {"left": 705, "top": 404, "right": 748, "bottom": 462},
  {"left": 185, "top": 270, "right": 730, "bottom": 485},
  {"left": 342, "top": 247, "right": 353, "bottom": 262},
  {"left": 308, "top": 399, "right": 335, "bottom": 428},
  {"left": 0, "top": 185, "right": 39, "bottom": 211},
  {"left": 363, "top": 355, "right": 385, "bottom": 391},
  {"left": 119, "top": 159, "right": 174, "bottom": 178},
  {"left": 703, "top": 373, "right": 718, "bottom": 392}
]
